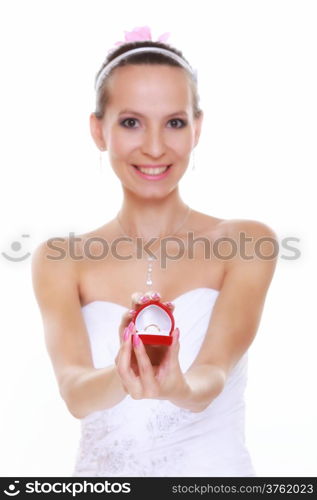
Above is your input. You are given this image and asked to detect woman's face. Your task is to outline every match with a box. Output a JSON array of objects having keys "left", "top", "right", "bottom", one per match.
[{"left": 91, "top": 64, "right": 203, "bottom": 199}]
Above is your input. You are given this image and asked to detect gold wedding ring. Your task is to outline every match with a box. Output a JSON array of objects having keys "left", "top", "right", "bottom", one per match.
[{"left": 144, "top": 323, "right": 161, "bottom": 333}]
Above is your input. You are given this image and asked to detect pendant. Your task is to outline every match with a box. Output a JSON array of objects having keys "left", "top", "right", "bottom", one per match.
[{"left": 146, "top": 255, "right": 155, "bottom": 286}]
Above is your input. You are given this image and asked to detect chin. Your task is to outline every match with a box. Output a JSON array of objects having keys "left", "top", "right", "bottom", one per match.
[{"left": 136, "top": 187, "right": 179, "bottom": 200}]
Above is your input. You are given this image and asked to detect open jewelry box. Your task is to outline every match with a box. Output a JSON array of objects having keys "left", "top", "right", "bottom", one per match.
[{"left": 131, "top": 300, "right": 175, "bottom": 346}]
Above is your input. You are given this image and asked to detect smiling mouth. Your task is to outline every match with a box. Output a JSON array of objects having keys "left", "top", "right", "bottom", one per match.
[{"left": 132, "top": 165, "right": 172, "bottom": 175}]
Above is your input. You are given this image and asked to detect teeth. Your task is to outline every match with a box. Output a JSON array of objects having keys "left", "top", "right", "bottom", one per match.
[{"left": 137, "top": 166, "right": 169, "bottom": 175}]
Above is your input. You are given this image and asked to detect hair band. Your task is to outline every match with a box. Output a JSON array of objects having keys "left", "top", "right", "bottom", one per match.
[{"left": 95, "top": 46, "right": 197, "bottom": 93}]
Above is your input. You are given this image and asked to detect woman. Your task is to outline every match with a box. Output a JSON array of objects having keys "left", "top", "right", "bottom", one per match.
[{"left": 32, "top": 27, "right": 278, "bottom": 477}]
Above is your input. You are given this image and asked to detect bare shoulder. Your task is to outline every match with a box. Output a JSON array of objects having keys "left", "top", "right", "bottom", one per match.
[
  {"left": 31, "top": 223, "right": 117, "bottom": 300},
  {"left": 31, "top": 235, "right": 77, "bottom": 277},
  {"left": 224, "top": 218, "right": 278, "bottom": 262},
  {"left": 31, "top": 236, "right": 79, "bottom": 316},
  {"left": 192, "top": 212, "right": 278, "bottom": 263},
  {"left": 219, "top": 218, "right": 279, "bottom": 292},
  {"left": 223, "top": 218, "right": 278, "bottom": 240},
  {"left": 190, "top": 212, "right": 278, "bottom": 243},
  {"left": 31, "top": 222, "right": 114, "bottom": 268}
]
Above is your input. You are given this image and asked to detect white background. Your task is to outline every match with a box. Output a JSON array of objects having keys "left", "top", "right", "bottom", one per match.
[{"left": 0, "top": 0, "right": 316, "bottom": 477}]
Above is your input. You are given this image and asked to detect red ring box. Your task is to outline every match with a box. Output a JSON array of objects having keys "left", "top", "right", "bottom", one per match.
[{"left": 131, "top": 300, "right": 175, "bottom": 346}]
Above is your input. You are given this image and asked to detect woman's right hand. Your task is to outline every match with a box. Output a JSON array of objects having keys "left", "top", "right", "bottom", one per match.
[{"left": 116, "top": 291, "right": 175, "bottom": 374}]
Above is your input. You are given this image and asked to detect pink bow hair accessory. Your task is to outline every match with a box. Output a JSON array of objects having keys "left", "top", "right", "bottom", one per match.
[{"left": 111, "top": 25, "right": 171, "bottom": 50}]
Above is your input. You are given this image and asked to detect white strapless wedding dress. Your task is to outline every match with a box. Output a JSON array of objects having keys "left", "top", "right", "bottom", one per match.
[{"left": 72, "top": 288, "right": 256, "bottom": 477}]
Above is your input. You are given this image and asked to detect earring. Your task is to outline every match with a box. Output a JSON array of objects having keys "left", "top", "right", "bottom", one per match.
[{"left": 99, "top": 147, "right": 106, "bottom": 171}]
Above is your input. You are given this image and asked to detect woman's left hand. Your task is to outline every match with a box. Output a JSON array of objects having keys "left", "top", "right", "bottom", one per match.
[{"left": 115, "top": 323, "right": 191, "bottom": 402}]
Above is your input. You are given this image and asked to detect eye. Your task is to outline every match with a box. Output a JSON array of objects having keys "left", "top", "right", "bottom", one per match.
[
  {"left": 120, "top": 118, "right": 139, "bottom": 128},
  {"left": 168, "top": 118, "right": 187, "bottom": 128},
  {"left": 119, "top": 118, "right": 187, "bottom": 129}
]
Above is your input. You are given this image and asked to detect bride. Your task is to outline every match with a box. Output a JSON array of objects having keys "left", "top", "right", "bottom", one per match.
[{"left": 31, "top": 28, "right": 278, "bottom": 477}]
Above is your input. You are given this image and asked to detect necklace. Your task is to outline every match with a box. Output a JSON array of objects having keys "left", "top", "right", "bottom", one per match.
[{"left": 116, "top": 205, "right": 192, "bottom": 288}]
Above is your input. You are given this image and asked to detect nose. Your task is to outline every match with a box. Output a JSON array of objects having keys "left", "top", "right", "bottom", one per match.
[{"left": 140, "top": 126, "right": 166, "bottom": 158}]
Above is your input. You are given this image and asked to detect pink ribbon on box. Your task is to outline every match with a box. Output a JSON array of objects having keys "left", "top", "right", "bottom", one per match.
[{"left": 109, "top": 25, "right": 171, "bottom": 52}]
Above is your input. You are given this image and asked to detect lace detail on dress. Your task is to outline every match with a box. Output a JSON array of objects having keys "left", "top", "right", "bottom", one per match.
[
  {"left": 73, "top": 400, "right": 193, "bottom": 476},
  {"left": 74, "top": 434, "right": 143, "bottom": 477},
  {"left": 73, "top": 424, "right": 187, "bottom": 477},
  {"left": 146, "top": 400, "right": 197, "bottom": 441},
  {"left": 94, "top": 436, "right": 146, "bottom": 476}
]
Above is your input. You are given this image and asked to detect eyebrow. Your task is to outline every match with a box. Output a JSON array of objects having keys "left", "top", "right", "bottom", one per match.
[{"left": 118, "top": 109, "right": 188, "bottom": 118}]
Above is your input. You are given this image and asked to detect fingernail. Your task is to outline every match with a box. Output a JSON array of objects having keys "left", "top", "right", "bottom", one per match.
[
  {"left": 128, "top": 309, "right": 135, "bottom": 316},
  {"left": 133, "top": 333, "right": 141, "bottom": 347},
  {"left": 123, "top": 327, "right": 130, "bottom": 341},
  {"left": 165, "top": 301, "right": 174, "bottom": 308},
  {"left": 140, "top": 295, "right": 149, "bottom": 303},
  {"left": 151, "top": 292, "right": 160, "bottom": 299},
  {"left": 128, "top": 321, "right": 134, "bottom": 332}
]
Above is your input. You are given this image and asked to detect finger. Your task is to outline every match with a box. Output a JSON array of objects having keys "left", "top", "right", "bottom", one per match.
[
  {"left": 163, "top": 301, "right": 175, "bottom": 311},
  {"left": 171, "top": 327, "right": 180, "bottom": 350},
  {"left": 131, "top": 291, "right": 146, "bottom": 308},
  {"left": 116, "top": 325, "right": 137, "bottom": 379},
  {"left": 132, "top": 332, "right": 159, "bottom": 398},
  {"left": 148, "top": 291, "right": 161, "bottom": 302},
  {"left": 161, "top": 328, "right": 180, "bottom": 368},
  {"left": 155, "top": 328, "right": 180, "bottom": 381},
  {"left": 115, "top": 325, "right": 131, "bottom": 370},
  {"left": 117, "top": 325, "right": 143, "bottom": 397},
  {"left": 119, "top": 312, "right": 135, "bottom": 343},
  {"left": 132, "top": 290, "right": 161, "bottom": 308}
]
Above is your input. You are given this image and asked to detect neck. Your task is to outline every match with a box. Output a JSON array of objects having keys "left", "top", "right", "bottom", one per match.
[{"left": 116, "top": 190, "right": 190, "bottom": 240}]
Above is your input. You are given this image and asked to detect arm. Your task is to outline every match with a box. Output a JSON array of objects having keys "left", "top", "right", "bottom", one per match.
[
  {"left": 31, "top": 240, "right": 126, "bottom": 419},
  {"left": 169, "top": 220, "right": 279, "bottom": 412},
  {"left": 169, "top": 364, "right": 226, "bottom": 412},
  {"left": 59, "top": 364, "right": 126, "bottom": 419}
]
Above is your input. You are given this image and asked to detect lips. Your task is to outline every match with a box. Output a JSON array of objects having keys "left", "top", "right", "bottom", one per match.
[
  {"left": 133, "top": 163, "right": 170, "bottom": 168},
  {"left": 132, "top": 164, "right": 172, "bottom": 172},
  {"left": 132, "top": 164, "right": 172, "bottom": 174},
  {"left": 132, "top": 164, "right": 172, "bottom": 180}
]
